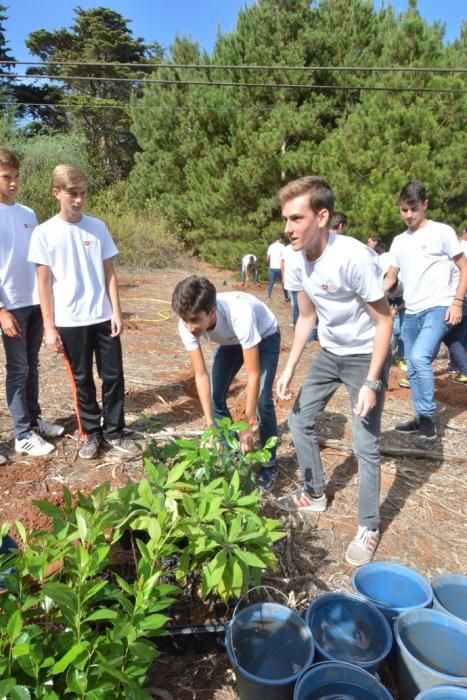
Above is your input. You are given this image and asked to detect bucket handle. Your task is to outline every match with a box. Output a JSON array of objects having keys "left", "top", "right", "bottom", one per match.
[{"left": 228, "top": 585, "right": 291, "bottom": 670}]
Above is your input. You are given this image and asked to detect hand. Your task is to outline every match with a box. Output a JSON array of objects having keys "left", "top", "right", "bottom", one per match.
[
  {"left": 44, "top": 327, "right": 63, "bottom": 354},
  {"left": 276, "top": 367, "right": 294, "bottom": 400},
  {"left": 0, "top": 310, "right": 22, "bottom": 338},
  {"left": 238, "top": 427, "right": 254, "bottom": 454},
  {"left": 111, "top": 314, "right": 123, "bottom": 337},
  {"left": 353, "top": 385, "right": 377, "bottom": 418},
  {"left": 445, "top": 304, "right": 462, "bottom": 325}
]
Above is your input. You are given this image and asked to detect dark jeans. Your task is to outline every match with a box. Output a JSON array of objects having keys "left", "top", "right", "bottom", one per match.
[
  {"left": 444, "top": 299, "right": 467, "bottom": 375},
  {"left": 1, "top": 305, "right": 43, "bottom": 439},
  {"left": 288, "top": 348, "right": 389, "bottom": 530},
  {"left": 267, "top": 269, "right": 287, "bottom": 300},
  {"left": 59, "top": 321, "right": 125, "bottom": 439},
  {"left": 210, "top": 330, "right": 280, "bottom": 462}
]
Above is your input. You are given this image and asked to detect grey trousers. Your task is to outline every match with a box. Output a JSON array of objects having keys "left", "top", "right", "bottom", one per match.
[{"left": 288, "top": 348, "right": 388, "bottom": 530}]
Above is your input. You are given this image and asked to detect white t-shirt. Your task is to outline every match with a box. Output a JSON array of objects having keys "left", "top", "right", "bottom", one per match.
[
  {"left": 0, "top": 202, "right": 39, "bottom": 309},
  {"left": 282, "top": 244, "right": 303, "bottom": 291},
  {"left": 378, "top": 251, "right": 403, "bottom": 298},
  {"left": 28, "top": 214, "right": 118, "bottom": 327},
  {"left": 178, "top": 292, "right": 278, "bottom": 352},
  {"left": 449, "top": 240, "right": 467, "bottom": 298},
  {"left": 285, "top": 234, "right": 384, "bottom": 355},
  {"left": 267, "top": 241, "right": 285, "bottom": 268},
  {"left": 389, "top": 220, "right": 462, "bottom": 314},
  {"left": 242, "top": 254, "right": 257, "bottom": 267}
]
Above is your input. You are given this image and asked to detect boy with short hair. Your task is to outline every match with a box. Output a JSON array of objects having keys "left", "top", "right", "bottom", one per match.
[
  {"left": 172, "top": 275, "right": 280, "bottom": 492},
  {"left": 276, "top": 176, "right": 393, "bottom": 567},
  {"left": 28, "top": 164, "right": 137, "bottom": 460},
  {"left": 384, "top": 181, "right": 467, "bottom": 438},
  {"left": 0, "top": 147, "right": 64, "bottom": 458},
  {"left": 241, "top": 253, "right": 258, "bottom": 285}
]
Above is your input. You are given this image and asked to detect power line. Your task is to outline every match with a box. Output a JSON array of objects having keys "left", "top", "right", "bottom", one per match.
[
  {"left": 7, "top": 73, "right": 467, "bottom": 94},
  {"left": 2, "top": 59, "right": 467, "bottom": 74}
]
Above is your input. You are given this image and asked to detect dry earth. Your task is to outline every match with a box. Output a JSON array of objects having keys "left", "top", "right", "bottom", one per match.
[{"left": 0, "top": 261, "right": 465, "bottom": 699}]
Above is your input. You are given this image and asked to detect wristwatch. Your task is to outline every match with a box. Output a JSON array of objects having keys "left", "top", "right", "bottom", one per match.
[{"left": 364, "top": 379, "right": 383, "bottom": 392}]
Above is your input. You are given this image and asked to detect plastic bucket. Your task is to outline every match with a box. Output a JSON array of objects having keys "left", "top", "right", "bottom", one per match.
[
  {"left": 293, "top": 661, "right": 394, "bottom": 700},
  {"left": 431, "top": 574, "right": 467, "bottom": 624},
  {"left": 415, "top": 687, "right": 467, "bottom": 700},
  {"left": 352, "top": 561, "right": 433, "bottom": 628},
  {"left": 304, "top": 591, "right": 392, "bottom": 674},
  {"left": 395, "top": 608, "right": 467, "bottom": 700},
  {"left": 225, "top": 601, "right": 315, "bottom": 700}
]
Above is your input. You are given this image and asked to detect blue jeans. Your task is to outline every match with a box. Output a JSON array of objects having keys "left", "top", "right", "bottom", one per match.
[
  {"left": 289, "top": 291, "right": 318, "bottom": 340},
  {"left": 1, "top": 305, "right": 43, "bottom": 439},
  {"left": 444, "top": 299, "right": 467, "bottom": 374},
  {"left": 402, "top": 306, "right": 449, "bottom": 417},
  {"left": 288, "top": 348, "right": 389, "bottom": 530},
  {"left": 211, "top": 330, "right": 280, "bottom": 462},
  {"left": 390, "top": 297, "right": 405, "bottom": 359},
  {"left": 267, "top": 269, "right": 286, "bottom": 299}
]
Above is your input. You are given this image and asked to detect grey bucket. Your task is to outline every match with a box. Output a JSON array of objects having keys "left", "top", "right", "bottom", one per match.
[{"left": 225, "top": 601, "right": 315, "bottom": 700}]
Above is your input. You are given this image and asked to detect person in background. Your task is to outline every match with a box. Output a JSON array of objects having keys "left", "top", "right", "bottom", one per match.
[
  {"left": 0, "top": 148, "right": 64, "bottom": 459},
  {"left": 240, "top": 253, "right": 258, "bottom": 286},
  {"left": 367, "top": 235, "right": 385, "bottom": 253},
  {"left": 276, "top": 176, "right": 392, "bottom": 567},
  {"left": 172, "top": 275, "right": 281, "bottom": 493},
  {"left": 266, "top": 235, "right": 287, "bottom": 301},
  {"left": 384, "top": 181, "right": 467, "bottom": 439},
  {"left": 329, "top": 211, "right": 348, "bottom": 235},
  {"left": 443, "top": 226, "right": 467, "bottom": 384}
]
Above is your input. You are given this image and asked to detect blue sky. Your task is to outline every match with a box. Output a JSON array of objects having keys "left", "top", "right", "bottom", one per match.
[{"left": 4, "top": 0, "right": 465, "bottom": 63}]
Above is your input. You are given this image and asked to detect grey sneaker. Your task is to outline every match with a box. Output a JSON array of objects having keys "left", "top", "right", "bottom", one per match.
[
  {"left": 15, "top": 433, "right": 55, "bottom": 457},
  {"left": 105, "top": 437, "right": 139, "bottom": 456},
  {"left": 276, "top": 487, "right": 327, "bottom": 512},
  {"left": 79, "top": 434, "right": 102, "bottom": 460},
  {"left": 35, "top": 418, "right": 65, "bottom": 438},
  {"left": 345, "top": 526, "right": 380, "bottom": 567},
  {"left": 0, "top": 454, "right": 7, "bottom": 466}
]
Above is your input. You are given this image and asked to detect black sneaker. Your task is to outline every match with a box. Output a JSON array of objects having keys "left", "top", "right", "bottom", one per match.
[
  {"left": 395, "top": 417, "right": 420, "bottom": 433},
  {"left": 256, "top": 465, "right": 278, "bottom": 494},
  {"left": 418, "top": 415, "right": 437, "bottom": 440}
]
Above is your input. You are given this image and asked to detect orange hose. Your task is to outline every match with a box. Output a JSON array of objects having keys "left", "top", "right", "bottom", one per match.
[{"left": 62, "top": 352, "right": 86, "bottom": 440}]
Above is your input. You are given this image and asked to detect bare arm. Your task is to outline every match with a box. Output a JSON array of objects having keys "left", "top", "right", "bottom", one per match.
[
  {"left": 447, "top": 254, "right": 467, "bottom": 325},
  {"left": 103, "top": 258, "right": 123, "bottom": 337},
  {"left": 354, "top": 296, "right": 393, "bottom": 418},
  {"left": 0, "top": 306, "right": 22, "bottom": 338},
  {"left": 239, "top": 345, "right": 261, "bottom": 453},
  {"left": 276, "top": 292, "right": 317, "bottom": 399},
  {"left": 383, "top": 265, "right": 400, "bottom": 294},
  {"left": 36, "top": 264, "right": 62, "bottom": 353},
  {"left": 188, "top": 347, "right": 214, "bottom": 426}
]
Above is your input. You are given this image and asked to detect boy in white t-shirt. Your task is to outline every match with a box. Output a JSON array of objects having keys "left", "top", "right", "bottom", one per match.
[
  {"left": 28, "top": 164, "right": 137, "bottom": 460},
  {"left": 384, "top": 181, "right": 466, "bottom": 439},
  {"left": 275, "top": 176, "right": 393, "bottom": 567},
  {"left": 241, "top": 253, "right": 258, "bottom": 285},
  {"left": 0, "top": 148, "right": 64, "bottom": 459},
  {"left": 172, "top": 276, "right": 281, "bottom": 492},
  {"left": 266, "top": 236, "right": 287, "bottom": 301}
]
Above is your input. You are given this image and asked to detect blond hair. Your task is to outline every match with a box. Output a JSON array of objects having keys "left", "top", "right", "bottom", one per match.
[
  {"left": 52, "top": 164, "right": 87, "bottom": 190},
  {"left": 277, "top": 176, "right": 334, "bottom": 217},
  {"left": 0, "top": 148, "right": 20, "bottom": 170}
]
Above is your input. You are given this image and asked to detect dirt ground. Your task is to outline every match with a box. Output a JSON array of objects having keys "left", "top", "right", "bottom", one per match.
[{"left": 0, "top": 261, "right": 466, "bottom": 699}]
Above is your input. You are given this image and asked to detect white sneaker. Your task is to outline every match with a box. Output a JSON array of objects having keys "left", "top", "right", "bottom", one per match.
[
  {"left": 35, "top": 418, "right": 65, "bottom": 438},
  {"left": 345, "top": 525, "right": 380, "bottom": 567},
  {"left": 15, "top": 433, "right": 55, "bottom": 457}
]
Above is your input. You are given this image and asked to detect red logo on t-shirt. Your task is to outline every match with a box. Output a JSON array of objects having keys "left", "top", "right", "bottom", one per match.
[{"left": 321, "top": 284, "right": 329, "bottom": 291}]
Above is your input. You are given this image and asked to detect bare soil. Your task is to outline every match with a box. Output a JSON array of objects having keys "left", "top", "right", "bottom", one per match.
[{"left": 0, "top": 261, "right": 465, "bottom": 699}]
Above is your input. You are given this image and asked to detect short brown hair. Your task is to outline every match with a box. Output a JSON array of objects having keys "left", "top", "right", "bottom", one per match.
[
  {"left": 277, "top": 176, "right": 334, "bottom": 218},
  {"left": 52, "top": 164, "right": 87, "bottom": 190},
  {"left": 172, "top": 276, "right": 217, "bottom": 317},
  {"left": 0, "top": 148, "right": 20, "bottom": 170}
]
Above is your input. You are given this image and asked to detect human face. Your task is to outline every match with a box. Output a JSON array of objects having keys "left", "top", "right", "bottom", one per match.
[
  {"left": 54, "top": 184, "right": 87, "bottom": 223},
  {"left": 367, "top": 237, "right": 378, "bottom": 249},
  {"left": 0, "top": 166, "right": 19, "bottom": 205},
  {"left": 182, "top": 307, "right": 216, "bottom": 336},
  {"left": 399, "top": 199, "right": 428, "bottom": 231},
  {"left": 282, "top": 193, "right": 329, "bottom": 259}
]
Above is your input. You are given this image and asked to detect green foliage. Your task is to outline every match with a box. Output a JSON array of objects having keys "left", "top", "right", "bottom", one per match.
[{"left": 0, "top": 422, "right": 284, "bottom": 697}]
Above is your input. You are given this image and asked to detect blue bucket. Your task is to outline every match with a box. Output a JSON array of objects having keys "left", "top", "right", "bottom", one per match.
[
  {"left": 352, "top": 561, "right": 433, "bottom": 628},
  {"left": 225, "top": 601, "right": 315, "bottom": 700},
  {"left": 293, "top": 661, "right": 394, "bottom": 700},
  {"left": 415, "top": 687, "right": 467, "bottom": 700},
  {"left": 431, "top": 574, "right": 467, "bottom": 625},
  {"left": 304, "top": 592, "right": 392, "bottom": 674},
  {"left": 395, "top": 608, "right": 467, "bottom": 700}
]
